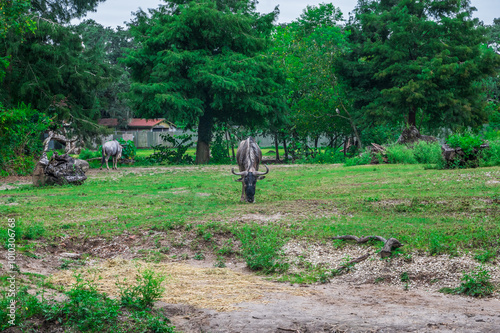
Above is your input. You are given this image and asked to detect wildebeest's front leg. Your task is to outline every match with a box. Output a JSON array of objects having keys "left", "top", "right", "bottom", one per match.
[
  {"left": 105, "top": 155, "right": 111, "bottom": 170},
  {"left": 241, "top": 183, "right": 246, "bottom": 202}
]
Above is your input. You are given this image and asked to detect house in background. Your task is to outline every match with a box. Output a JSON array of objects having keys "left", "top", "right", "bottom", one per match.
[{"left": 98, "top": 118, "right": 177, "bottom": 132}]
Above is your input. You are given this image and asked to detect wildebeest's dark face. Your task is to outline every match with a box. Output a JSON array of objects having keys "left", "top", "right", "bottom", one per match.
[{"left": 243, "top": 172, "right": 265, "bottom": 203}]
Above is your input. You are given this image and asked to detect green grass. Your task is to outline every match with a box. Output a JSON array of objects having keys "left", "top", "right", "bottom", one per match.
[{"left": 2, "top": 163, "right": 500, "bottom": 262}]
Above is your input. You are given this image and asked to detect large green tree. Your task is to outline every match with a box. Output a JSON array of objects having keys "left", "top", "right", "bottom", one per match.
[
  {"left": 271, "top": 4, "right": 356, "bottom": 149},
  {"left": 337, "top": 0, "right": 500, "bottom": 131},
  {"left": 0, "top": 0, "right": 113, "bottom": 144},
  {"left": 123, "top": 0, "right": 286, "bottom": 163}
]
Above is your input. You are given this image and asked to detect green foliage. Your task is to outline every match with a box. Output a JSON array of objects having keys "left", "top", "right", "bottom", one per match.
[
  {"left": 61, "top": 274, "right": 121, "bottom": 331},
  {"left": 117, "top": 138, "right": 136, "bottom": 160},
  {"left": 446, "top": 131, "right": 485, "bottom": 168},
  {"left": 474, "top": 249, "right": 497, "bottom": 264},
  {"left": 338, "top": 0, "right": 500, "bottom": 130},
  {"left": 78, "top": 149, "right": 101, "bottom": 160},
  {"left": 298, "top": 147, "right": 346, "bottom": 164},
  {"left": 344, "top": 150, "right": 372, "bottom": 166},
  {"left": 118, "top": 269, "right": 166, "bottom": 310},
  {"left": 210, "top": 125, "right": 230, "bottom": 164},
  {"left": 0, "top": 103, "right": 51, "bottom": 176},
  {"left": 0, "top": 13, "right": 111, "bottom": 142},
  {"left": 147, "top": 134, "right": 194, "bottom": 165},
  {"left": 480, "top": 138, "right": 500, "bottom": 167},
  {"left": 0, "top": 274, "right": 175, "bottom": 332},
  {"left": 124, "top": 0, "right": 286, "bottom": 163},
  {"left": 386, "top": 145, "right": 417, "bottom": 164},
  {"left": 236, "top": 224, "right": 288, "bottom": 273},
  {"left": 443, "top": 267, "right": 496, "bottom": 297}
]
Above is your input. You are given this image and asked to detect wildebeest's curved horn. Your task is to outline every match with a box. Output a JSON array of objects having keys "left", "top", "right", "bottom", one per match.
[
  {"left": 232, "top": 168, "right": 248, "bottom": 176},
  {"left": 254, "top": 164, "right": 269, "bottom": 176}
]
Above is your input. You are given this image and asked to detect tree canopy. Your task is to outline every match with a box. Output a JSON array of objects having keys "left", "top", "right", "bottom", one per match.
[
  {"left": 337, "top": 0, "right": 500, "bottom": 131},
  {"left": 123, "top": 0, "right": 287, "bottom": 163}
]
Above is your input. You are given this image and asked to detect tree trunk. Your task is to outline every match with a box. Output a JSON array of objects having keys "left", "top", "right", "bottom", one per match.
[
  {"left": 283, "top": 138, "right": 288, "bottom": 162},
  {"left": 408, "top": 106, "right": 417, "bottom": 127},
  {"left": 274, "top": 132, "right": 280, "bottom": 161},
  {"left": 228, "top": 130, "right": 236, "bottom": 160},
  {"left": 195, "top": 109, "right": 214, "bottom": 164},
  {"left": 314, "top": 136, "right": 319, "bottom": 149}
]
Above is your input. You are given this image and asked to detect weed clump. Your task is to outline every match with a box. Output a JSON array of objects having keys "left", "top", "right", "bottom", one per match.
[{"left": 439, "top": 266, "right": 496, "bottom": 298}]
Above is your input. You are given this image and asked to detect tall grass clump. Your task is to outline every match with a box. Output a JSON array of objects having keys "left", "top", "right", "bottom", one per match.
[
  {"left": 235, "top": 224, "right": 289, "bottom": 273},
  {"left": 385, "top": 144, "right": 417, "bottom": 164},
  {"left": 344, "top": 149, "right": 372, "bottom": 166},
  {"left": 299, "top": 147, "right": 345, "bottom": 164}
]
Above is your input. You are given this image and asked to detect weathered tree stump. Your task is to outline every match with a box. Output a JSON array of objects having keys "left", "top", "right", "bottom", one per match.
[
  {"left": 331, "top": 235, "right": 403, "bottom": 258},
  {"left": 397, "top": 125, "right": 437, "bottom": 145},
  {"left": 33, "top": 152, "right": 87, "bottom": 187},
  {"left": 441, "top": 143, "right": 489, "bottom": 168},
  {"left": 369, "top": 143, "right": 388, "bottom": 164}
]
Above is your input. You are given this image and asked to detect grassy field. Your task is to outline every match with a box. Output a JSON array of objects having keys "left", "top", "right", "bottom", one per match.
[
  {"left": 1, "top": 163, "right": 500, "bottom": 330},
  {"left": 3, "top": 163, "right": 500, "bottom": 255}
]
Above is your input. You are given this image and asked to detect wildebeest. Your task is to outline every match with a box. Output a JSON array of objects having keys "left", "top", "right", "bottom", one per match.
[
  {"left": 100, "top": 140, "right": 123, "bottom": 170},
  {"left": 231, "top": 137, "right": 269, "bottom": 203}
]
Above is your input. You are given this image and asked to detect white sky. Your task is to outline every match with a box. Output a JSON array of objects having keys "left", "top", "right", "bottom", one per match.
[{"left": 73, "top": 0, "right": 499, "bottom": 28}]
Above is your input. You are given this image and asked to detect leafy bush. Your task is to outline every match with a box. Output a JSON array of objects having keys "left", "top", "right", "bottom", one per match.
[
  {"left": 445, "top": 131, "right": 485, "bottom": 168},
  {"left": 452, "top": 267, "right": 495, "bottom": 297},
  {"left": 210, "top": 127, "right": 231, "bottom": 164},
  {"left": 147, "top": 134, "right": 194, "bottom": 165},
  {"left": 0, "top": 103, "right": 51, "bottom": 176},
  {"left": 480, "top": 139, "right": 500, "bottom": 167},
  {"left": 386, "top": 144, "right": 417, "bottom": 164},
  {"left": 236, "top": 224, "right": 288, "bottom": 273},
  {"left": 118, "top": 269, "right": 166, "bottom": 309},
  {"left": 344, "top": 149, "right": 372, "bottom": 166},
  {"left": 78, "top": 148, "right": 100, "bottom": 160},
  {"left": 117, "top": 138, "right": 136, "bottom": 159},
  {"left": 413, "top": 141, "right": 442, "bottom": 164},
  {"left": 299, "top": 147, "right": 346, "bottom": 164}
]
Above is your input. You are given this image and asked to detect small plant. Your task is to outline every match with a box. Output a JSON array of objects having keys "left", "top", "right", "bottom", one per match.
[
  {"left": 440, "top": 266, "right": 496, "bottom": 297},
  {"left": 400, "top": 271, "right": 410, "bottom": 283},
  {"left": 236, "top": 224, "right": 288, "bottom": 273},
  {"left": 194, "top": 252, "right": 205, "bottom": 260},
  {"left": 118, "top": 269, "right": 166, "bottom": 309},
  {"left": 474, "top": 249, "right": 497, "bottom": 263},
  {"left": 214, "top": 255, "right": 226, "bottom": 268}
]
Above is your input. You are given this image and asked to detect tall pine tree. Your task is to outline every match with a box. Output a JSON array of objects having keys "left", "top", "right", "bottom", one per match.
[
  {"left": 337, "top": 0, "right": 500, "bottom": 131},
  {"left": 123, "top": 0, "right": 286, "bottom": 163}
]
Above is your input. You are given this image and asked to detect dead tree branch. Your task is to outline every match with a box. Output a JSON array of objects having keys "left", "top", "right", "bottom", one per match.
[{"left": 331, "top": 235, "right": 403, "bottom": 258}]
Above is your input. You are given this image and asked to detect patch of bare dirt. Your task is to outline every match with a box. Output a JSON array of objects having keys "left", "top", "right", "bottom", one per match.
[{"left": 3, "top": 233, "right": 500, "bottom": 332}]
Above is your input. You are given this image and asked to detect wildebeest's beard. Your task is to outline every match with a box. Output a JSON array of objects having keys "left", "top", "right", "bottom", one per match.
[{"left": 244, "top": 172, "right": 257, "bottom": 203}]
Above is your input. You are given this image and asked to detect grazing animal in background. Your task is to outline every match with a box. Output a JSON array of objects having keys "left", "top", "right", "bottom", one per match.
[
  {"left": 231, "top": 137, "right": 269, "bottom": 203},
  {"left": 100, "top": 140, "right": 123, "bottom": 170}
]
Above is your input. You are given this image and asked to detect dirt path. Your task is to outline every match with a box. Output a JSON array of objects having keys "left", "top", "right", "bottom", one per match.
[{"left": 167, "top": 282, "right": 500, "bottom": 333}]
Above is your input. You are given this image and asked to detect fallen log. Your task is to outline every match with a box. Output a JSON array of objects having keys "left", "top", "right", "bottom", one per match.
[{"left": 331, "top": 235, "right": 403, "bottom": 258}]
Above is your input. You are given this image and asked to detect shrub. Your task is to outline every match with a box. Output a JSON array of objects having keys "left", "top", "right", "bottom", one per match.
[
  {"left": 117, "top": 138, "right": 137, "bottom": 160},
  {"left": 413, "top": 141, "right": 442, "bottom": 164},
  {"left": 118, "top": 269, "right": 166, "bottom": 309},
  {"left": 299, "top": 147, "right": 345, "bottom": 164},
  {"left": 386, "top": 144, "right": 417, "bottom": 164},
  {"left": 453, "top": 267, "right": 495, "bottom": 297},
  {"left": 78, "top": 148, "right": 100, "bottom": 160},
  {"left": 0, "top": 103, "right": 51, "bottom": 176},
  {"left": 445, "top": 131, "right": 485, "bottom": 168},
  {"left": 235, "top": 224, "right": 288, "bottom": 273},
  {"left": 210, "top": 127, "right": 231, "bottom": 164},
  {"left": 147, "top": 134, "right": 194, "bottom": 165},
  {"left": 480, "top": 139, "right": 500, "bottom": 167},
  {"left": 344, "top": 149, "right": 372, "bottom": 166}
]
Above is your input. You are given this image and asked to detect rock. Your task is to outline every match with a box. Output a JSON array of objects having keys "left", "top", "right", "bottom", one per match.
[
  {"left": 32, "top": 152, "right": 87, "bottom": 187},
  {"left": 60, "top": 252, "right": 81, "bottom": 259}
]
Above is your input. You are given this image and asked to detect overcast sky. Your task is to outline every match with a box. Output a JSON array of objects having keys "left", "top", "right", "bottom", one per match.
[{"left": 73, "top": 0, "right": 499, "bottom": 28}]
